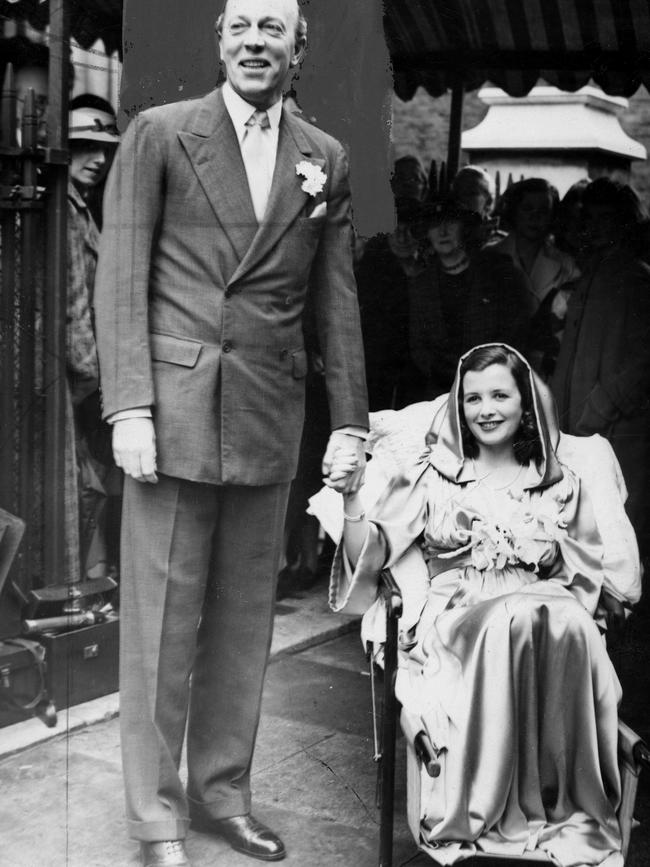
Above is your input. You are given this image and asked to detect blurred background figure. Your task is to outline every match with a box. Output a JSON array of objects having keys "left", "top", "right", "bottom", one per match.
[
  {"left": 450, "top": 165, "right": 503, "bottom": 246},
  {"left": 66, "top": 95, "right": 121, "bottom": 581},
  {"left": 493, "top": 177, "right": 580, "bottom": 312},
  {"left": 407, "top": 198, "right": 532, "bottom": 401},
  {"left": 552, "top": 177, "right": 650, "bottom": 557},
  {"left": 530, "top": 178, "right": 591, "bottom": 379},
  {"left": 450, "top": 165, "right": 495, "bottom": 218},
  {"left": 494, "top": 177, "right": 581, "bottom": 379},
  {"left": 554, "top": 178, "right": 591, "bottom": 263},
  {"left": 391, "top": 153, "right": 429, "bottom": 204},
  {"left": 355, "top": 159, "right": 427, "bottom": 411}
]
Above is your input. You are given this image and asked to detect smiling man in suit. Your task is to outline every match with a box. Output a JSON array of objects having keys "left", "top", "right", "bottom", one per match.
[{"left": 94, "top": 1, "right": 368, "bottom": 864}]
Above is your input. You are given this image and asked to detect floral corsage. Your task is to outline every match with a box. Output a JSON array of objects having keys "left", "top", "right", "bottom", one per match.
[
  {"left": 437, "top": 496, "right": 568, "bottom": 573},
  {"left": 296, "top": 160, "right": 327, "bottom": 196}
]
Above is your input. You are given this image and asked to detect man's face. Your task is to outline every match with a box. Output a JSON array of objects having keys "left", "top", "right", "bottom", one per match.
[
  {"left": 70, "top": 142, "right": 110, "bottom": 189},
  {"left": 218, "top": 0, "right": 301, "bottom": 109}
]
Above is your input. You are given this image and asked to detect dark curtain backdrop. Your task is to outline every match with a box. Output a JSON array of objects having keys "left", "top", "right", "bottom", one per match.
[{"left": 119, "top": 0, "right": 394, "bottom": 236}]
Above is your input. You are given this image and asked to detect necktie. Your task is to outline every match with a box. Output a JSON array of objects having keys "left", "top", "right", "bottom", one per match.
[{"left": 241, "top": 109, "right": 272, "bottom": 223}]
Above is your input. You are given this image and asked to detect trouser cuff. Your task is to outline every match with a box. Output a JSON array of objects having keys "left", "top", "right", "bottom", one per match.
[
  {"left": 128, "top": 817, "right": 190, "bottom": 842},
  {"left": 187, "top": 791, "right": 252, "bottom": 821}
]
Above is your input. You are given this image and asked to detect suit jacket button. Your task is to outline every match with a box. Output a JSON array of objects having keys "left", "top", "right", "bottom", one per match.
[
  {"left": 224, "top": 288, "right": 233, "bottom": 298},
  {"left": 222, "top": 340, "right": 233, "bottom": 353}
]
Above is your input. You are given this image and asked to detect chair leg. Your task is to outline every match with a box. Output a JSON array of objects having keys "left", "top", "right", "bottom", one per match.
[{"left": 378, "top": 602, "right": 399, "bottom": 867}]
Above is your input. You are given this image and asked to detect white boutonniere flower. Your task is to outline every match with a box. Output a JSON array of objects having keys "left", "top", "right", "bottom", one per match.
[{"left": 296, "top": 160, "right": 327, "bottom": 197}]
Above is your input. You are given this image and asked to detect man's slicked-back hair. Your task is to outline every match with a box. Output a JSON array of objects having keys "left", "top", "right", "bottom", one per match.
[{"left": 215, "top": 0, "right": 308, "bottom": 56}]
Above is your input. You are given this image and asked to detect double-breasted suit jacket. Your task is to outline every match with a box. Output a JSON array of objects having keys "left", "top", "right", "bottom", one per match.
[{"left": 95, "top": 86, "right": 368, "bottom": 484}]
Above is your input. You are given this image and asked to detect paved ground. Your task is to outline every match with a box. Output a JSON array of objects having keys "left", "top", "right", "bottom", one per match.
[
  {"left": 1, "top": 575, "right": 650, "bottom": 867},
  {"left": 1, "top": 628, "right": 420, "bottom": 867}
]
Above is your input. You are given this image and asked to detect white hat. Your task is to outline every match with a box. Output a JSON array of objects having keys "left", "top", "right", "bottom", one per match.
[{"left": 69, "top": 107, "right": 119, "bottom": 144}]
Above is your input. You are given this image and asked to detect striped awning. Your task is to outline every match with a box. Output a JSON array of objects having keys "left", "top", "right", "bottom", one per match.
[
  {"left": 385, "top": 0, "right": 650, "bottom": 100},
  {"left": 0, "top": 0, "right": 122, "bottom": 54}
]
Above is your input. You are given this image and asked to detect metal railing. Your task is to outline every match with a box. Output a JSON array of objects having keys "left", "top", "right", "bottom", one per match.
[{"left": 0, "top": 0, "right": 71, "bottom": 637}]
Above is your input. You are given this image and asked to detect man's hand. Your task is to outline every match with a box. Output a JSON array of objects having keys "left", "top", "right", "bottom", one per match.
[
  {"left": 322, "top": 431, "right": 366, "bottom": 494},
  {"left": 112, "top": 417, "right": 158, "bottom": 483}
]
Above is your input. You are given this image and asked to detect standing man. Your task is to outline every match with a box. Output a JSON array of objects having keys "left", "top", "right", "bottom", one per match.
[{"left": 94, "top": 2, "right": 368, "bottom": 865}]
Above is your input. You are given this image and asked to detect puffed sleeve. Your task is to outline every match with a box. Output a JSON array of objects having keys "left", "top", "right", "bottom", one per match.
[
  {"left": 543, "top": 468, "right": 608, "bottom": 617},
  {"left": 556, "top": 434, "right": 641, "bottom": 609},
  {"left": 328, "top": 458, "right": 431, "bottom": 614}
]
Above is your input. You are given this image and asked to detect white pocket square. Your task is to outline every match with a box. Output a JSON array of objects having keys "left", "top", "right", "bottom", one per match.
[{"left": 309, "top": 202, "right": 327, "bottom": 219}]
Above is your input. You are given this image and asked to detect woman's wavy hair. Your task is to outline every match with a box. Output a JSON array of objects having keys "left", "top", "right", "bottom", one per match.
[
  {"left": 496, "top": 177, "right": 560, "bottom": 234},
  {"left": 458, "top": 345, "right": 543, "bottom": 465}
]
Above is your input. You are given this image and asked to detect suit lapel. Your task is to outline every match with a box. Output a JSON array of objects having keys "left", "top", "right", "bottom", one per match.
[
  {"left": 228, "top": 108, "right": 323, "bottom": 288},
  {"left": 177, "top": 88, "right": 258, "bottom": 263}
]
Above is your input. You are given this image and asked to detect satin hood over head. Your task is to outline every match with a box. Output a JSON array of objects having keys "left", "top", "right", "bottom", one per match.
[{"left": 426, "top": 343, "right": 564, "bottom": 490}]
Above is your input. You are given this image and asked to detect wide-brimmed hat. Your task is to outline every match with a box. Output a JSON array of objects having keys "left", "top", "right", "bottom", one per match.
[{"left": 68, "top": 107, "right": 119, "bottom": 144}]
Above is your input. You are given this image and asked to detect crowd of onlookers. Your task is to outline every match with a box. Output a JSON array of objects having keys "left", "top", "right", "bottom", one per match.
[{"left": 354, "top": 156, "right": 650, "bottom": 560}]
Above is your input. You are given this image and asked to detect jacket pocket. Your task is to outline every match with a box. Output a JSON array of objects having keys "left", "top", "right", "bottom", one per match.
[
  {"left": 291, "top": 348, "right": 308, "bottom": 379},
  {"left": 150, "top": 332, "right": 202, "bottom": 368}
]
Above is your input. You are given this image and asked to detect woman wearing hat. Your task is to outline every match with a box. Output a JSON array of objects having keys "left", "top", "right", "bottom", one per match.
[
  {"left": 65, "top": 95, "right": 120, "bottom": 581},
  {"left": 407, "top": 199, "right": 533, "bottom": 401}
]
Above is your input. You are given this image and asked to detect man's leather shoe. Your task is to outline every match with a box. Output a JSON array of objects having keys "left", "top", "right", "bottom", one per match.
[
  {"left": 191, "top": 813, "right": 286, "bottom": 861},
  {"left": 140, "top": 840, "right": 191, "bottom": 867}
]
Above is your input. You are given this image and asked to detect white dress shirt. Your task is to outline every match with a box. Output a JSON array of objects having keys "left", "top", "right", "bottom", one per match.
[{"left": 222, "top": 80, "right": 281, "bottom": 222}]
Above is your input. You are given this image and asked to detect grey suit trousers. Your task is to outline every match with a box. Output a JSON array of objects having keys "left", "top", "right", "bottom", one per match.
[{"left": 119, "top": 474, "right": 290, "bottom": 841}]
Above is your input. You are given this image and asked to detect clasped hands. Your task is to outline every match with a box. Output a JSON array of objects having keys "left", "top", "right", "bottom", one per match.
[{"left": 322, "top": 431, "right": 366, "bottom": 494}]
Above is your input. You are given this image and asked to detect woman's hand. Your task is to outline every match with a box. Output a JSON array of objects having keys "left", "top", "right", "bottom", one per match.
[{"left": 323, "top": 448, "right": 362, "bottom": 493}]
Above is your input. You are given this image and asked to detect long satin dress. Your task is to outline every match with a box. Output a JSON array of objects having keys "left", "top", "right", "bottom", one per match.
[{"left": 331, "top": 455, "right": 624, "bottom": 866}]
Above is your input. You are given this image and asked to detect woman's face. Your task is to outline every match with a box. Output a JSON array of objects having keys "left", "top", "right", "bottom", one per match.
[
  {"left": 428, "top": 218, "right": 464, "bottom": 257},
  {"left": 70, "top": 142, "right": 110, "bottom": 189},
  {"left": 462, "top": 363, "right": 523, "bottom": 452},
  {"left": 514, "top": 191, "right": 553, "bottom": 243}
]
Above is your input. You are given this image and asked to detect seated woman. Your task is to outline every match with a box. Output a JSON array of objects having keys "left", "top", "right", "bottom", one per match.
[{"left": 328, "top": 344, "right": 638, "bottom": 866}]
